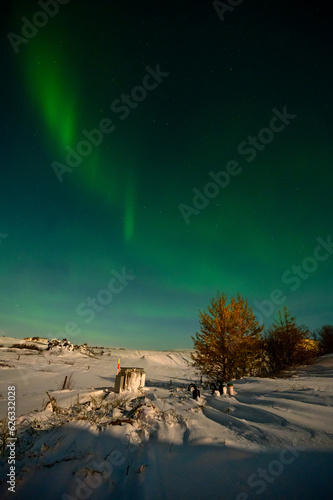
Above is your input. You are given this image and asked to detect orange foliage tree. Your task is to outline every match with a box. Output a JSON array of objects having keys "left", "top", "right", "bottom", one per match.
[{"left": 191, "top": 292, "right": 264, "bottom": 383}]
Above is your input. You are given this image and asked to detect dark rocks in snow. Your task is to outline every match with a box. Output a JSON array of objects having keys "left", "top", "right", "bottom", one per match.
[
  {"left": 46, "top": 338, "right": 94, "bottom": 356},
  {"left": 188, "top": 383, "right": 200, "bottom": 399},
  {"left": 188, "top": 383, "right": 197, "bottom": 392},
  {"left": 193, "top": 388, "right": 200, "bottom": 399},
  {"left": 47, "top": 338, "right": 75, "bottom": 352}
]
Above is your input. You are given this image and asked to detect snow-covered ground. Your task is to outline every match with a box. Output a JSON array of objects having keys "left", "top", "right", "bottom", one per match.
[{"left": 0, "top": 337, "right": 332, "bottom": 499}]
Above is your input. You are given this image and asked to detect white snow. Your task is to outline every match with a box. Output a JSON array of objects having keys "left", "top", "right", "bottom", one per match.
[{"left": 0, "top": 338, "right": 332, "bottom": 499}]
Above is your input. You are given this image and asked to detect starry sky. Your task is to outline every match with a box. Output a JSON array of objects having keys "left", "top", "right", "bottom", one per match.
[{"left": 1, "top": 0, "right": 332, "bottom": 349}]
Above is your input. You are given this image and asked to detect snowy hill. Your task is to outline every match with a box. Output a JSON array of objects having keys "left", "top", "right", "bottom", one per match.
[{"left": 0, "top": 339, "right": 332, "bottom": 499}]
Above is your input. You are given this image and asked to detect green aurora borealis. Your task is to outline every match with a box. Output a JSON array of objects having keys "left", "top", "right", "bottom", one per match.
[{"left": 1, "top": 1, "right": 332, "bottom": 348}]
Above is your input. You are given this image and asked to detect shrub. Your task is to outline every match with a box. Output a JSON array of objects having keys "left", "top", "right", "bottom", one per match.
[
  {"left": 316, "top": 325, "right": 333, "bottom": 355},
  {"left": 11, "top": 343, "right": 42, "bottom": 351},
  {"left": 0, "top": 415, "right": 10, "bottom": 456},
  {"left": 264, "top": 308, "right": 317, "bottom": 373}
]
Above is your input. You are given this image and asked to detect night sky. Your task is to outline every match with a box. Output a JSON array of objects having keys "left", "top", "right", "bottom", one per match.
[{"left": 1, "top": 0, "right": 332, "bottom": 349}]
